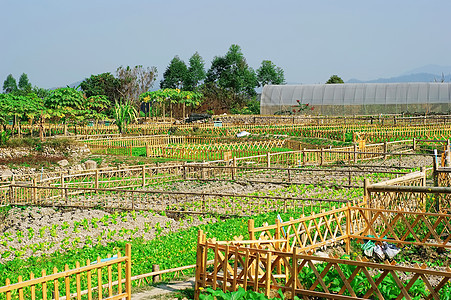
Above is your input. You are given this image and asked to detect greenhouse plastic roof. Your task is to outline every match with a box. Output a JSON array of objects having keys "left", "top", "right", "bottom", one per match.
[{"left": 261, "top": 82, "right": 451, "bottom": 115}]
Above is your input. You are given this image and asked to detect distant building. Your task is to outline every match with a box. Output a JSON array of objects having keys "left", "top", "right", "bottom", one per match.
[{"left": 261, "top": 83, "right": 451, "bottom": 115}]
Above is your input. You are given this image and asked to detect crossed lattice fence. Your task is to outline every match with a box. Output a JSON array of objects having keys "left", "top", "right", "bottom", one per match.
[
  {"left": 196, "top": 202, "right": 451, "bottom": 299},
  {"left": 195, "top": 228, "right": 451, "bottom": 300}
]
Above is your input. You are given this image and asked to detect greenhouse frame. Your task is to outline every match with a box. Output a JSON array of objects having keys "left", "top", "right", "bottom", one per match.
[{"left": 260, "top": 82, "right": 451, "bottom": 116}]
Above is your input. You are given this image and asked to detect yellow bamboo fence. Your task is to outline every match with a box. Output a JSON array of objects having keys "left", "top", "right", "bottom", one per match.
[
  {"left": 195, "top": 226, "right": 451, "bottom": 299},
  {"left": 3, "top": 184, "right": 348, "bottom": 215},
  {"left": 196, "top": 203, "right": 451, "bottom": 299},
  {"left": 236, "top": 139, "right": 421, "bottom": 167},
  {"left": 0, "top": 244, "right": 131, "bottom": 300}
]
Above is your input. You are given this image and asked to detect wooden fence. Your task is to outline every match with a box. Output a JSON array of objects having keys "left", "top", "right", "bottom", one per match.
[
  {"left": 352, "top": 126, "right": 451, "bottom": 143},
  {"left": 195, "top": 227, "right": 451, "bottom": 300},
  {"left": 0, "top": 244, "right": 131, "bottom": 300},
  {"left": 196, "top": 198, "right": 451, "bottom": 298},
  {"left": 234, "top": 139, "right": 424, "bottom": 167},
  {"left": 3, "top": 184, "right": 349, "bottom": 216}
]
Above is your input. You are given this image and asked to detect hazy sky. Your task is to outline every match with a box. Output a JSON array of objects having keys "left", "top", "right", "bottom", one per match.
[{"left": 1, "top": 0, "right": 450, "bottom": 89}]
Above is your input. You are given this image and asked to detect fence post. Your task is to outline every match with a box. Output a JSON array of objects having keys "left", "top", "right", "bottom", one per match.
[
  {"left": 95, "top": 170, "right": 99, "bottom": 190},
  {"left": 32, "top": 177, "right": 37, "bottom": 204},
  {"left": 291, "top": 247, "right": 297, "bottom": 299},
  {"left": 232, "top": 157, "right": 237, "bottom": 180},
  {"left": 412, "top": 138, "right": 416, "bottom": 151},
  {"left": 248, "top": 219, "right": 255, "bottom": 241},
  {"left": 302, "top": 148, "right": 306, "bottom": 166},
  {"left": 60, "top": 174, "right": 65, "bottom": 200},
  {"left": 146, "top": 144, "right": 150, "bottom": 157},
  {"left": 142, "top": 165, "right": 146, "bottom": 187},
  {"left": 265, "top": 251, "right": 272, "bottom": 297},
  {"left": 266, "top": 152, "right": 271, "bottom": 168},
  {"left": 383, "top": 141, "right": 388, "bottom": 159},
  {"left": 320, "top": 148, "right": 324, "bottom": 166},
  {"left": 125, "top": 243, "right": 132, "bottom": 299},
  {"left": 353, "top": 144, "right": 357, "bottom": 163},
  {"left": 183, "top": 164, "right": 187, "bottom": 180},
  {"left": 152, "top": 265, "right": 160, "bottom": 283},
  {"left": 345, "top": 202, "right": 351, "bottom": 254},
  {"left": 364, "top": 178, "right": 370, "bottom": 206}
]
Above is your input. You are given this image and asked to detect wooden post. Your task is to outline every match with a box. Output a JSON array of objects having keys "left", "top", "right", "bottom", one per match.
[
  {"left": 248, "top": 219, "right": 255, "bottom": 240},
  {"left": 95, "top": 170, "right": 99, "bottom": 190},
  {"left": 32, "top": 177, "right": 37, "bottom": 204},
  {"left": 232, "top": 157, "right": 237, "bottom": 180},
  {"left": 183, "top": 164, "right": 187, "bottom": 180},
  {"left": 195, "top": 230, "right": 206, "bottom": 300},
  {"left": 412, "top": 138, "right": 416, "bottom": 151},
  {"left": 302, "top": 148, "right": 306, "bottom": 166},
  {"left": 320, "top": 148, "right": 324, "bottom": 166},
  {"left": 345, "top": 203, "right": 351, "bottom": 254},
  {"left": 152, "top": 265, "right": 160, "bottom": 283},
  {"left": 383, "top": 141, "right": 388, "bottom": 160},
  {"left": 60, "top": 174, "right": 65, "bottom": 200},
  {"left": 291, "top": 247, "right": 297, "bottom": 299},
  {"left": 353, "top": 144, "right": 357, "bottom": 163},
  {"left": 275, "top": 218, "right": 281, "bottom": 251},
  {"left": 142, "top": 165, "right": 146, "bottom": 187},
  {"left": 146, "top": 144, "right": 150, "bottom": 157},
  {"left": 125, "top": 243, "right": 132, "bottom": 299},
  {"left": 265, "top": 251, "right": 272, "bottom": 297},
  {"left": 433, "top": 152, "right": 438, "bottom": 188},
  {"left": 266, "top": 152, "right": 271, "bottom": 168}
]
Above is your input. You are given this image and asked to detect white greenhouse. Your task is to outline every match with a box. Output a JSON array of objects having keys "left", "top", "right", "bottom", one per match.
[{"left": 260, "top": 82, "right": 451, "bottom": 115}]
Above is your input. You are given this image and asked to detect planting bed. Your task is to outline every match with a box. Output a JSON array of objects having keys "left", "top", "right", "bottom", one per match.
[{"left": 0, "top": 206, "right": 215, "bottom": 263}]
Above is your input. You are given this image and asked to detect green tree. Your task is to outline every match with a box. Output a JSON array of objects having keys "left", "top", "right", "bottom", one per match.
[
  {"left": 44, "top": 87, "right": 86, "bottom": 124},
  {"left": 113, "top": 101, "right": 137, "bottom": 134},
  {"left": 116, "top": 65, "right": 158, "bottom": 104},
  {"left": 18, "top": 73, "right": 32, "bottom": 93},
  {"left": 257, "top": 60, "right": 285, "bottom": 87},
  {"left": 0, "top": 93, "right": 44, "bottom": 137},
  {"left": 326, "top": 75, "right": 344, "bottom": 84},
  {"left": 3, "top": 74, "right": 17, "bottom": 93},
  {"left": 80, "top": 72, "right": 122, "bottom": 105},
  {"left": 206, "top": 44, "right": 258, "bottom": 97},
  {"left": 160, "top": 56, "right": 188, "bottom": 90},
  {"left": 185, "top": 52, "right": 206, "bottom": 91}
]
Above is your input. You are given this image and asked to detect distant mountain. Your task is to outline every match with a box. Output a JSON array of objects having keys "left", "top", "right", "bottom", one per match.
[
  {"left": 347, "top": 65, "right": 451, "bottom": 83},
  {"left": 347, "top": 73, "right": 451, "bottom": 83},
  {"left": 401, "top": 64, "right": 451, "bottom": 76}
]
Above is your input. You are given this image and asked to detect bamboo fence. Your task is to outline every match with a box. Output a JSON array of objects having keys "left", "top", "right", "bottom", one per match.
[
  {"left": 4, "top": 184, "right": 349, "bottom": 216},
  {"left": 0, "top": 244, "right": 131, "bottom": 300},
  {"left": 9, "top": 118, "right": 451, "bottom": 142},
  {"left": 195, "top": 228, "right": 451, "bottom": 300},
  {"left": 234, "top": 139, "right": 422, "bottom": 167}
]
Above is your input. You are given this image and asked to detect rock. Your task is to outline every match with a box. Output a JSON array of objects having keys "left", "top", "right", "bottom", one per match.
[
  {"left": 57, "top": 159, "right": 69, "bottom": 167},
  {"left": 0, "top": 169, "right": 13, "bottom": 181},
  {"left": 84, "top": 160, "right": 97, "bottom": 170},
  {"left": 70, "top": 164, "right": 84, "bottom": 173}
]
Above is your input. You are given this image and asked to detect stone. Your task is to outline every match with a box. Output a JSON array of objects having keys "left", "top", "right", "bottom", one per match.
[
  {"left": 0, "top": 169, "right": 13, "bottom": 181},
  {"left": 57, "top": 159, "right": 69, "bottom": 167},
  {"left": 84, "top": 160, "right": 97, "bottom": 170}
]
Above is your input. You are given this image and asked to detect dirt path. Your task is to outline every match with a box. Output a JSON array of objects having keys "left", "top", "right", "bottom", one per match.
[{"left": 131, "top": 278, "right": 194, "bottom": 300}]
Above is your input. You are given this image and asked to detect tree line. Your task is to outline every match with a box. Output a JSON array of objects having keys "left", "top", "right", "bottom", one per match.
[{"left": 1, "top": 44, "right": 287, "bottom": 136}]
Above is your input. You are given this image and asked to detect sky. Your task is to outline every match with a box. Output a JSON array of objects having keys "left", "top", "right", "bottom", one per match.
[{"left": 1, "top": 0, "right": 451, "bottom": 89}]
